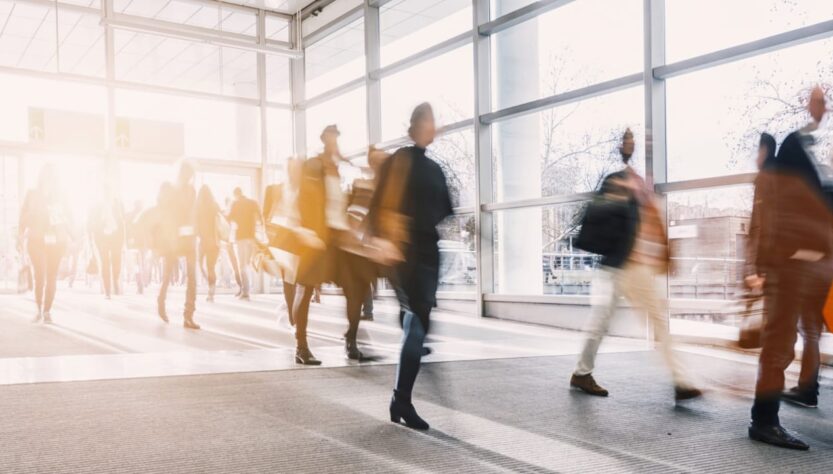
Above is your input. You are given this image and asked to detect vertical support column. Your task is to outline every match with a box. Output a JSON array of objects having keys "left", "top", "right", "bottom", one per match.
[
  {"left": 364, "top": 1, "right": 382, "bottom": 146},
  {"left": 644, "top": 0, "right": 668, "bottom": 339},
  {"left": 290, "top": 15, "right": 307, "bottom": 158},
  {"left": 103, "top": 0, "right": 117, "bottom": 180},
  {"left": 494, "top": 0, "right": 542, "bottom": 296},
  {"left": 256, "top": 9, "right": 269, "bottom": 294},
  {"left": 644, "top": 0, "right": 667, "bottom": 186},
  {"left": 257, "top": 9, "right": 268, "bottom": 201},
  {"left": 473, "top": 0, "right": 493, "bottom": 317}
]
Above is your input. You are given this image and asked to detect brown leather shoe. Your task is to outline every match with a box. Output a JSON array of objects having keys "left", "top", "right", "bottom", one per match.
[{"left": 570, "top": 373, "right": 609, "bottom": 397}]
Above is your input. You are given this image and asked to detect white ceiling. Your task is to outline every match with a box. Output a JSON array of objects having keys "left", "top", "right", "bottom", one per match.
[{"left": 221, "top": 0, "right": 317, "bottom": 15}]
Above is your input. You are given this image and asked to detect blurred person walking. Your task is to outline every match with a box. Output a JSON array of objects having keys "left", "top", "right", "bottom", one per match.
[
  {"left": 368, "top": 103, "right": 453, "bottom": 430},
  {"left": 747, "top": 86, "right": 833, "bottom": 450},
  {"left": 227, "top": 187, "right": 263, "bottom": 301},
  {"left": 18, "top": 164, "right": 72, "bottom": 324},
  {"left": 157, "top": 163, "right": 201, "bottom": 329},
  {"left": 89, "top": 185, "right": 126, "bottom": 300},
  {"left": 196, "top": 185, "right": 222, "bottom": 302},
  {"left": 263, "top": 158, "right": 304, "bottom": 324},
  {"left": 349, "top": 147, "right": 391, "bottom": 321},
  {"left": 290, "top": 125, "right": 351, "bottom": 365},
  {"left": 124, "top": 200, "right": 147, "bottom": 294},
  {"left": 571, "top": 129, "right": 702, "bottom": 402}
]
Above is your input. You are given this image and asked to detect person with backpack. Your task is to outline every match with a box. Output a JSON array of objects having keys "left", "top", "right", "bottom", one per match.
[{"left": 571, "top": 128, "right": 702, "bottom": 402}]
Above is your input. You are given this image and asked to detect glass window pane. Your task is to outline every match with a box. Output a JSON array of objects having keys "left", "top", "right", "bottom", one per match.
[
  {"left": 666, "top": 0, "right": 833, "bottom": 63},
  {"left": 0, "top": 1, "right": 58, "bottom": 72},
  {"left": 439, "top": 213, "right": 476, "bottom": 292},
  {"left": 667, "top": 186, "right": 754, "bottom": 336},
  {"left": 493, "top": 202, "right": 599, "bottom": 295},
  {"left": 266, "top": 55, "right": 292, "bottom": 103},
  {"left": 491, "top": 0, "right": 535, "bottom": 18},
  {"left": 305, "top": 17, "right": 365, "bottom": 98},
  {"left": 220, "top": 7, "right": 257, "bottom": 36},
  {"left": 266, "top": 14, "right": 291, "bottom": 43},
  {"left": 267, "top": 107, "right": 294, "bottom": 165},
  {"left": 428, "top": 128, "right": 475, "bottom": 208},
  {"left": 666, "top": 37, "right": 833, "bottom": 182},
  {"left": 57, "top": 9, "right": 105, "bottom": 77},
  {"left": 0, "top": 73, "right": 107, "bottom": 144},
  {"left": 306, "top": 87, "right": 367, "bottom": 155},
  {"left": 115, "top": 30, "right": 222, "bottom": 94},
  {"left": 380, "top": 44, "right": 473, "bottom": 141},
  {"left": 492, "top": 86, "right": 644, "bottom": 203},
  {"left": 115, "top": 89, "right": 261, "bottom": 162},
  {"left": 491, "top": 0, "right": 642, "bottom": 111},
  {"left": 221, "top": 47, "right": 258, "bottom": 98},
  {"left": 380, "top": 0, "right": 471, "bottom": 67}
]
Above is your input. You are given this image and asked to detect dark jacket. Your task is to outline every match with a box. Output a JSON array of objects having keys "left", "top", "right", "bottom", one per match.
[
  {"left": 749, "top": 131, "right": 833, "bottom": 273},
  {"left": 576, "top": 170, "right": 640, "bottom": 268},
  {"left": 368, "top": 146, "right": 453, "bottom": 329}
]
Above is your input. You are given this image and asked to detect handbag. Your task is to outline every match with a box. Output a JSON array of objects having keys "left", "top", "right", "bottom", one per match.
[
  {"left": 822, "top": 281, "right": 833, "bottom": 332},
  {"left": 737, "top": 296, "right": 763, "bottom": 349}
]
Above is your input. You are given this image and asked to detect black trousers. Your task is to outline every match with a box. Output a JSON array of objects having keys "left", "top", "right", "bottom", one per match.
[
  {"left": 752, "top": 259, "right": 830, "bottom": 426},
  {"left": 392, "top": 250, "right": 439, "bottom": 399},
  {"left": 28, "top": 240, "right": 64, "bottom": 314},
  {"left": 159, "top": 249, "right": 197, "bottom": 318},
  {"left": 200, "top": 244, "right": 219, "bottom": 289},
  {"left": 95, "top": 234, "right": 123, "bottom": 297}
]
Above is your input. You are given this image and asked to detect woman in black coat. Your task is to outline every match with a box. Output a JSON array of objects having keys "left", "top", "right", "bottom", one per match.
[{"left": 370, "top": 103, "right": 453, "bottom": 430}]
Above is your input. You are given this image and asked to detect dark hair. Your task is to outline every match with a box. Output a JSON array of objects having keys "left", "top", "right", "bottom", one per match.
[
  {"left": 197, "top": 185, "right": 216, "bottom": 210},
  {"left": 759, "top": 132, "right": 777, "bottom": 167},
  {"left": 620, "top": 128, "right": 635, "bottom": 164},
  {"left": 408, "top": 102, "right": 434, "bottom": 140}
]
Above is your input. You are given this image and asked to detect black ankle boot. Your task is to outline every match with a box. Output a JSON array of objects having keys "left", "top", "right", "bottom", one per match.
[{"left": 390, "top": 391, "right": 429, "bottom": 430}]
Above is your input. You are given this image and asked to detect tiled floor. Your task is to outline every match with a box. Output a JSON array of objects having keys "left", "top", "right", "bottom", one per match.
[{"left": 0, "top": 290, "right": 648, "bottom": 385}]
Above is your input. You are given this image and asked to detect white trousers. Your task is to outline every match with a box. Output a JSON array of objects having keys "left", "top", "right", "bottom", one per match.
[{"left": 574, "top": 263, "right": 693, "bottom": 388}]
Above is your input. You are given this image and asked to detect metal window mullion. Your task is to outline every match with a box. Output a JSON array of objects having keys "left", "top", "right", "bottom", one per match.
[
  {"left": 644, "top": 0, "right": 667, "bottom": 339},
  {"left": 370, "top": 31, "right": 472, "bottom": 81},
  {"left": 104, "top": 0, "right": 116, "bottom": 167},
  {"left": 655, "top": 18, "right": 833, "bottom": 79},
  {"left": 481, "top": 73, "right": 644, "bottom": 125},
  {"left": 473, "top": 0, "right": 493, "bottom": 317},
  {"left": 364, "top": 1, "right": 381, "bottom": 146},
  {"left": 290, "top": 15, "right": 306, "bottom": 157}
]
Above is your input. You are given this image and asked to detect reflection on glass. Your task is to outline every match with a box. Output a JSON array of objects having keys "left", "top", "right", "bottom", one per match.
[
  {"left": 428, "top": 128, "right": 475, "bottom": 208},
  {"left": 438, "top": 213, "right": 476, "bottom": 292},
  {"left": 493, "top": 202, "right": 599, "bottom": 295},
  {"left": 492, "top": 86, "right": 644, "bottom": 203},
  {"left": 666, "top": 37, "right": 833, "bottom": 182},
  {"left": 380, "top": 44, "right": 473, "bottom": 141},
  {"left": 666, "top": 186, "right": 754, "bottom": 327}
]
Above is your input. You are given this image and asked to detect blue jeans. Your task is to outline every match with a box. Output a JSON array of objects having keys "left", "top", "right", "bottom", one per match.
[{"left": 395, "top": 310, "right": 427, "bottom": 398}]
